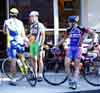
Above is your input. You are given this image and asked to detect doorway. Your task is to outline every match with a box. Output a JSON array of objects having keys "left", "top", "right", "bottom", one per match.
[{"left": 59, "top": 0, "right": 81, "bottom": 28}]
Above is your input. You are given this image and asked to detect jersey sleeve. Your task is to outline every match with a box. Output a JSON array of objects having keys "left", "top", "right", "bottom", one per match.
[
  {"left": 3, "top": 20, "right": 7, "bottom": 32},
  {"left": 78, "top": 26, "right": 88, "bottom": 35},
  {"left": 39, "top": 23, "right": 45, "bottom": 43},
  {"left": 39, "top": 23, "right": 46, "bottom": 33},
  {"left": 3, "top": 20, "right": 11, "bottom": 48}
]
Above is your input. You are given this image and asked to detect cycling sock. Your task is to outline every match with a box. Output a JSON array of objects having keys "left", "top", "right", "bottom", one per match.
[{"left": 38, "top": 73, "right": 43, "bottom": 77}]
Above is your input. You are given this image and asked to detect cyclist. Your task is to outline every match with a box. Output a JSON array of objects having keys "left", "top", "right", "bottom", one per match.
[
  {"left": 63, "top": 16, "right": 98, "bottom": 89},
  {"left": 3, "top": 8, "right": 26, "bottom": 86},
  {"left": 29, "top": 11, "right": 45, "bottom": 81}
]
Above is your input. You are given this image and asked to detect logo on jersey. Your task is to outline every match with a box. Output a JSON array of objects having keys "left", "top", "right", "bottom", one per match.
[
  {"left": 69, "top": 27, "right": 81, "bottom": 46},
  {"left": 31, "top": 24, "right": 38, "bottom": 36}
]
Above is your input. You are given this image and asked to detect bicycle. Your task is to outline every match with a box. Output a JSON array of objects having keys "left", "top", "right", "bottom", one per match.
[
  {"left": 43, "top": 46, "right": 100, "bottom": 86},
  {"left": 2, "top": 43, "right": 37, "bottom": 87},
  {"left": 43, "top": 47, "right": 68, "bottom": 86},
  {"left": 82, "top": 51, "right": 100, "bottom": 86}
]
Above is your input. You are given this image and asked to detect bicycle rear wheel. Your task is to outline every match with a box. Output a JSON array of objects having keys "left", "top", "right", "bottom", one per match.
[
  {"left": 43, "top": 59, "right": 68, "bottom": 86},
  {"left": 83, "top": 57, "right": 100, "bottom": 86},
  {"left": 2, "top": 58, "right": 24, "bottom": 81},
  {"left": 25, "top": 58, "right": 37, "bottom": 87}
]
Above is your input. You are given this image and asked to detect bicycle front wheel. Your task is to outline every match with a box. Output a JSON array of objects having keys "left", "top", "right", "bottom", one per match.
[
  {"left": 43, "top": 59, "right": 68, "bottom": 86},
  {"left": 25, "top": 58, "right": 37, "bottom": 87},
  {"left": 2, "top": 58, "right": 24, "bottom": 81},
  {"left": 83, "top": 58, "right": 100, "bottom": 86}
]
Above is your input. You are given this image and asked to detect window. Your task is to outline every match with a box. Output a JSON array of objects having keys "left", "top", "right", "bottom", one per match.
[
  {"left": 64, "top": 1, "right": 73, "bottom": 11},
  {"left": 9, "top": 0, "right": 54, "bottom": 28},
  {"left": 59, "top": 0, "right": 80, "bottom": 28}
]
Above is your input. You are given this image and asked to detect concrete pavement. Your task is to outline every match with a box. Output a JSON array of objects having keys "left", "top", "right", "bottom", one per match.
[{"left": 0, "top": 77, "right": 100, "bottom": 93}]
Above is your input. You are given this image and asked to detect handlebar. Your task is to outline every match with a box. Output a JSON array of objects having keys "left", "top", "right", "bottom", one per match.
[{"left": 50, "top": 47, "right": 61, "bottom": 55}]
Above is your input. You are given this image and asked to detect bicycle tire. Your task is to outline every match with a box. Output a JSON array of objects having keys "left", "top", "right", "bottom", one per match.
[
  {"left": 25, "top": 58, "right": 37, "bottom": 87},
  {"left": 2, "top": 58, "right": 24, "bottom": 81},
  {"left": 43, "top": 59, "right": 68, "bottom": 86},
  {"left": 83, "top": 58, "right": 100, "bottom": 86}
]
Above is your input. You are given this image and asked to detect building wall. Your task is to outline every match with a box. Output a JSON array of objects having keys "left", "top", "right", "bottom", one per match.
[{"left": 88, "top": 0, "right": 100, "bottom": 32}]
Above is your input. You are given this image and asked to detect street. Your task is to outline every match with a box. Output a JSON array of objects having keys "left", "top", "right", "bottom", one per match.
[{"left": 0, "top": 76, "right": 100, "bottom": 93}]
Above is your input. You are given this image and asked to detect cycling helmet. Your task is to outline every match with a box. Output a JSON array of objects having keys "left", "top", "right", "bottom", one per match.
[
  {"left": 10, "top": 8, "right": 19, "bottom": 16},
  {"left": 29, "top": 11, "right": 39, "bottom": 16},
  {"left": 68, "top": 16, "right": 79, "bottom": 23}
]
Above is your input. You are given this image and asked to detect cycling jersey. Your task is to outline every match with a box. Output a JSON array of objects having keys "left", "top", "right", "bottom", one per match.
[
  {"left": 4, "top": 18, "right": 25, "bottom": 48},
  {"left": 3, "top": 17, "right": 25, "bottom": 58},
  {"left": 66, "top": 26, "right": 87, "bottom": 61},
  {"left": 30, "top": 22, "right": 45, "bottom": 45},
  {"left": 29, "top": 22, "right": 45, "bottom": 58},
  {"left": 69, "top": 27, "right": 81, "bottom": 47},
  {"left": 66, "top": 26, "right": 87, "bottom": 47}
]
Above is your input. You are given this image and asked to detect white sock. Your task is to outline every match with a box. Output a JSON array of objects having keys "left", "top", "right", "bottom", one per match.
[{"left": 38, "top": 73, "right": 43, "bottom": 77}]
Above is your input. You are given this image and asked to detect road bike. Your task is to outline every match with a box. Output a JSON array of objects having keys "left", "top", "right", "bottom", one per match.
[
  {"left": 43, "top": 47, "right": 68, "bottom": 85},
  {"left": 43, "top": 47, "right": 100, "bottom": 86},
  {"left": 2, "top": 43, "right": 37, "bottom": 87}
]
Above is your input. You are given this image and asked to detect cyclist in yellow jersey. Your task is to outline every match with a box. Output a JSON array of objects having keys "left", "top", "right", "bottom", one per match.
[{"left": 3, "top": 8, "right": 26, "bottom": 86}]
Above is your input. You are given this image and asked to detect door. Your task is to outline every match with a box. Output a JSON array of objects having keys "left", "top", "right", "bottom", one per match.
[{"left": 59, "top": 0, "right": 80, "bottom": 28}]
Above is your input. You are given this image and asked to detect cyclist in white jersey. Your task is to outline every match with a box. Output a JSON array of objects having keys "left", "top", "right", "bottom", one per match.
[{"left": 29, "top": 11, "right": 45, "bottom": 81}]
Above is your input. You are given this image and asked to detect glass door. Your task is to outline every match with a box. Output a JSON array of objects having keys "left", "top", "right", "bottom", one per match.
[{"left": 9, "top": 0, "right": 54, "bottom": 28}]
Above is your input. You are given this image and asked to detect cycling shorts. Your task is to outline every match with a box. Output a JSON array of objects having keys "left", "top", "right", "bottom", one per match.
[
  {"left": 67, "top": 46, "right": 81, "bottom": 61},
  {"left": 29, "top": 42, "right": 40, "bottom": 58},
  {"left": 8, "top": 40, "right": 25, "bottom": 58}
]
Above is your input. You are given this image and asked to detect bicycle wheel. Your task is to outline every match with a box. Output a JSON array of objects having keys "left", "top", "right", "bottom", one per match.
[
  {"left": 2, "top": 58, "right": 24, "bottom": 81},
  {"left": 43, "top": 59, "right": 68, "bottom": 86},
  {"left": 25, "top": 58, "right": 37, "bottom": 87},
  {"left": 83, "top": 57, "right": 100, "bottom": 86}
]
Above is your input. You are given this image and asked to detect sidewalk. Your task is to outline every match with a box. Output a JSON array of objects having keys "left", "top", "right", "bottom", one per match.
[{"left": 0, "top": 77, "right": 100, "bottom": 93}]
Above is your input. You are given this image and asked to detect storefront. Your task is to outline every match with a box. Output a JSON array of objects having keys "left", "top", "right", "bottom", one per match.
[
  {"left": 0, "top": 0, "right": 100, "bottom": 58},
  {"left": 5, "top": 0, "right": 80, "bottom": 27},
  {"left": 5, "top": 0, "right": 54, "bottom": 27},
  {"left": 2, "top": 0, "right": 100, "bottom": 28},
  {"left": 0, "top": 0, "right": 99, "bottom": 45},
  {"left": 0, "top": 0, "right": 87, "bottom": 46}
]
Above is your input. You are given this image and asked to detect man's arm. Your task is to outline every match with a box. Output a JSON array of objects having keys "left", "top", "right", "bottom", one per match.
[
  {"left": 56, "top": 28, "right": 70, "bottom": 47},
  {"left": 3, "top": 21, "right": 7, "bottom": 33},
  {"left": 21, "top": 22, "right": 26, "bottom": 39},
  {"left": 40, "top": 30, "right": 45, "bottom": 46},
  {"left": 39, "top": 23, "right": 45, "bottom": 46}
]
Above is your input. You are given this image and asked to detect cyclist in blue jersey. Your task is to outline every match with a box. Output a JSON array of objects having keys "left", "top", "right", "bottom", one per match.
[{"left": 63, "top": 16, "right": 98, "bottom": 89}]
